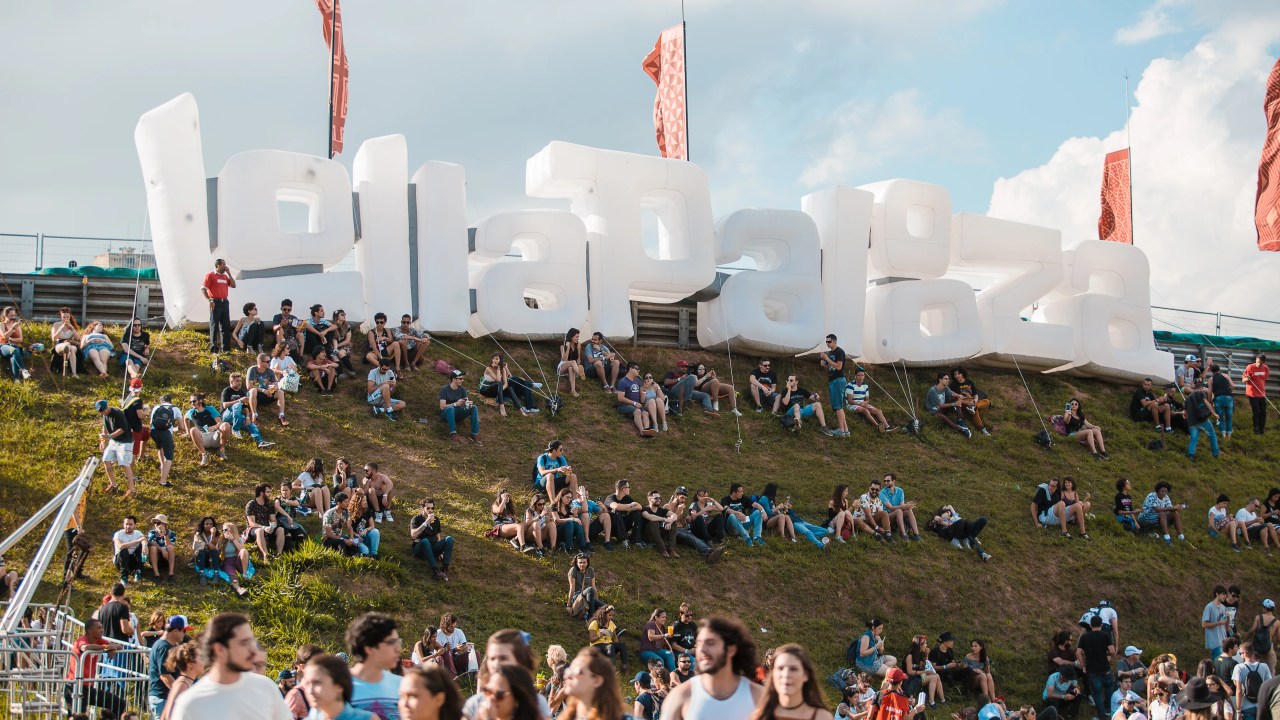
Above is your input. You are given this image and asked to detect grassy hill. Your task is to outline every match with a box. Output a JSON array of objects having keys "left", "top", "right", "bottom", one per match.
[{"left": 2, "top": 326, "right": 1277, "bottom": 705}]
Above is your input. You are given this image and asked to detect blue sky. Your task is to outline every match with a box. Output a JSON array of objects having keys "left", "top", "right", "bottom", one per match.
[{"left": 1, "top": 1, "right": 1278, "bottom": 321}]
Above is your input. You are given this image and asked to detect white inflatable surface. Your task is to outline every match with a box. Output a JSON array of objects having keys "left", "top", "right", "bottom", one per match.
[
  {"left": 353, "top": 135, "right": 413, "bottom": 323},
  {"left": 862, "top": 279, "right": 983, "bottom": 366},
  {"left": 861, "top": 179, "right": 952, "bottom": 280},
  {"left": 801, "top": 186, "right": 874, "bottom": 358},
  {"left": 411, "top": 161, "right": 471, "bottom": 334}
]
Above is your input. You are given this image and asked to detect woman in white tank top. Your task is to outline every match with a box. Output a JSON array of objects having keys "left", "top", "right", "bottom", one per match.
[{"left": 745, "top": 644, "right": 833, "bottom": 720}]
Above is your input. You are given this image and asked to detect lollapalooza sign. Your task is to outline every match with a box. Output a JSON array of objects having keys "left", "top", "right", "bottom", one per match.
[{"left": 135, "top": 94, "right": 1172, "bottom": 382}]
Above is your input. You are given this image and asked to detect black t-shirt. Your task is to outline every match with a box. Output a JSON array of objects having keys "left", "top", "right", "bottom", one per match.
[
  {"left": 1114, "top": 492, "right": 1134, "bottom": 516},
  {"left": 722, "top": 495, "right": 751, "bottom": 515},
  {"left": 1130, "top": 389, "right": 1155, "bottom": 420},
  {"left": 1186, "top": 390, "right": 1212, "bottom": 424},
  {"left": 636, "top": 691, "right": 661, "bottom": 720},
  {"left": 222, "top": 385, "right": 249, "bottom": 405},
  {"left": 126, "top": 330, "right": 150, "bottom": 358},
  {"left": 411, "top": 514, "right": 441, "bottom": 543},
  {"left": 781, "top": 386, "right": 812, "bottom": 409},
  {"left": 244, "top": 499, "right": 275, "bottom": 527},
  {"left": 751, "top": 369, "right": 778, "bottom": 393},
  {"left": 827, "top": 346, "right": 847, "bottom": 381},
  {"left": 605, "top": 494, "right": 636, "bottom": 513},
  {"left": 1078, "top": 630, "right": 1113, "bottom": 674},
  {"left": 102, "top": 408, "right": 133, "bottom": 444},
  {"left": 122, "top": 396, "right": 145, "bottom": 433},
  {"left": 671, "top": 620, "right": 697, "bottom": 650},
  {"left": 928, "top": 646, "right": 955, "bottom": 669},
  {"left": 1034, "top": 486, "right": 1060, "bottom": 515},
  {"left": 1210, "top": 372, "right": 1232, "bottom": 397},
  {"left": 99, "top": 600, "right": 132, "bottom": 642}
]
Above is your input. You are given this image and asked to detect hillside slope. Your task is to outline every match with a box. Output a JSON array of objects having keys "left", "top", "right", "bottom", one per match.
[{"left": 1, "top": 327, "right": 1277, "bottom": 703}]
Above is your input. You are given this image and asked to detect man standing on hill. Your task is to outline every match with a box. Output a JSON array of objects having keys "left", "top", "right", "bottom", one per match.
[
  {"left": 1077, "top": 615, "right": 1116, "bottom": 720},
  {"left": 660, "top": 616, "right": 762, "bottom": 720},
  {"left": 168, "top": 613, "right": 290, "bottom": 720},
  {"left": 1205, "top": 586, "right": 1233, "bottom": 659},
  {"left": 1245, "top": 354, "right": 1271, "bottom": 435},
  {"left": 819, "top": 334, "right": 851, "bottom": 436},
  {"left": 202, "top": 258, "right": 236, "bottom": 354},
  {"left": 1184, "top": 380, "right": 1220, "bottom": 460},
  {"left": 96, "top": 399, "right": 137, "bottom": 496}
]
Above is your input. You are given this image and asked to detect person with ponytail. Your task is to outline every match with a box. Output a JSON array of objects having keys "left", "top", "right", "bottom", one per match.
[
  {"left": 749, "top": 644, "right": 832, "bottom": 720},
  {"left": 560, "top": 647, "right": 632, "bottom": 720}
]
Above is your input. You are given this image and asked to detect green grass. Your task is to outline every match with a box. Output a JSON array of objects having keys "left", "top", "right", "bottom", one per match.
[{"left": 1, "top": 325, "right": 1277, "bottom": 705}]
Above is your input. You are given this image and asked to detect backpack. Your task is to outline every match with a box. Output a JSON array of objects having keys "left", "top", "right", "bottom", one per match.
[
  {"left": 1242, "top": 662, "right": 1264, "bottom": 703},
  {"left": 151, "top": 404, "right": 175, "bottom": 431},
  {"left": 845, "top": 636, "right": 860, "bottom": 666},
  {"left": 1185, "top": 392, "right": 1207, "bottom": 424},
  {"left": 1050, "top": 415, "right": 1067, "bottom": 435},
  {"left": 1254, "top": 616, "right": 1275, "bottom": 653}
]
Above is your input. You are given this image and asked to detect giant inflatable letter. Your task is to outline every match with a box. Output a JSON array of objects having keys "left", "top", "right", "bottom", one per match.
[
  {"left": 469, "top": 210, "right": 589, "bottom": 338},
  {"left": 215, "top": 150, "right": 363, "bottom": 319},
  {"left": 801, "top": 186, "right": 874, "bottom": 358},
  {"left": 353, "top": 135, "right": 413, "bottom": 322},
  {"left": 860, "top": 180, "right": 981, "bottom": 365},
  {"left": 950, "top": 213, "right": 1074, "bottom": 369},
  {"left": 135, "top": 93, "right": 213, "bottom": 326},
  {"left": 412, "top": 162, "right": 470, "bottom": 334},
  {"left": 526, "top": 142, "right": 716, "bottom": 338},
  {"left": 697, "top": 209, "right": 824, "bottom": 354},
  {"left": 1039, "top": 241, "right": 1173, "bottom": 383}
]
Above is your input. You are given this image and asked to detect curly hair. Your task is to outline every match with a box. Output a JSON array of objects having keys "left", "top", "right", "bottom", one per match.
[
  {"left": 345, "top": 612, "right": 399, "bottom": 661},
  {"left": 699, "top": 615, "right": 757, "bottom": 678}
]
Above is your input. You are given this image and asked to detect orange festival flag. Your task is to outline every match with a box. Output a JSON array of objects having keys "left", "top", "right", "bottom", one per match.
[
  {"left": 1098, "top": 148, "right": 1132, "bottom": 244},
  {"left": 316, "top": 0, "right": 349, "bottom": 157},
  {"left": 1256, "top": 56, "right": 1280, "bottom": 251},
  {"left": 642, "top": 24, "right": 688, "bottom": 160}
]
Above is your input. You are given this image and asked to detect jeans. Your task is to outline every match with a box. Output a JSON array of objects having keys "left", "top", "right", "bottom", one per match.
[
  {"left": 480, "top": 377, "right": 537, "bottom": 410},
  {"left": 560, "top": 521, "right": 586, "bottom": 551},
  {"left": 829, "top": 377, "right": 848, "bottom": 410},
  {"left": 222, "top": 403, "right": 263, "bottom": 442},
  {"left": 114, "top": 550, "right": 144, "bottom": 578},
  {"left": 1187, "top": 420, "right": 1219, "bottom": 457},
  {"left": 209, "top": 298, "right": 232, "bottom": 352},
  {"left": 615, "top": 509, "right": 645, "bottom": 544},
  {"left": 414, "top": 536, "right": 455, "bottom": 568},
  {"left": 1086, "top": 672, "right": 1113, "bottom": 720},
  {"left": 1215, "top": 395, "right": 1234, "bottom": 435},
  {"left": 726, "top": 510, "right": 763, "bottom": 542},
  {"left": 358, "top": 528, "right": 381, "bottom": 556},
  {"left": 1251, "top": 395, "right": 1267, "bottom": 433},
  {"left": 196, "top": 548, "right": 220, "bottom": 573},
  {"left": 440, "top": 405, "right": 480, "bottom": 435},
  {"left": 237, "top": 319, "right": 264, "bottom": 352},
  {"left": 0, "top": 344, "right": 25, "bottom": 379},
  {"left": 666, "top": 375, "right": 712, "bottom": 411},
  {"left": 149, "top": 694, "right": 166, "bottom": 720},
  {"left": 571, "top": 587, "right": 604, "bottom": 618},
  {"left": 675, "top": 528, "right": 710, "bottom": 555},
  {"left": 691, "top": 513, "right": 726, "bottom": 543},
  {"left": 787, "top": 511, "right": 831, "bottom": 548},
  {"left": 640, "top": 649, "right": 676, "bottom": 672}
]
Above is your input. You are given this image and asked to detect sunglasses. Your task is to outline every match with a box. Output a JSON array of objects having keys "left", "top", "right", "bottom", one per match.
[
  {"left": 482, "top": 689, "right": 510, "bottom": 701},
  {"left": 375, "top": 319, "right": 385, "bottom": 324}
]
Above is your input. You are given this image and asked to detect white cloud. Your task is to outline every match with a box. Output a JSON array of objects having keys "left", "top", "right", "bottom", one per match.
[
  {"left": 798, "top": 89, "right": 982, "bottom": 188},
  {"left": 988, "top": 12, "right": 1280, "bottom": 322},
  {"left": 1115, "top": 1, "right": 1182, "bottom": 45}
]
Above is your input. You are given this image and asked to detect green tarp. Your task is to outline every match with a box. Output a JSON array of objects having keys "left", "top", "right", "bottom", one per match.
[
  {"left": 1153, "top": 330, "right": 1280, "bottom": 352},
  {"left": 35, "top": 266, "right": 159, "bottom": 279}
]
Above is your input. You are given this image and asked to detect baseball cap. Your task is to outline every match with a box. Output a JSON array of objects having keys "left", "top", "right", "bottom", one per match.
[
  {"left": 1124, "top": 646, "right": 1143, "bottom": 657},
  {"left": 1098, "top": 599, "right": 1110, "bottom": 607},
  {"left": 277, "top": 669, "right": 295, "bottom": 681},
  {"left": 94, "top": 399, "right": 108, "bottom": 412},
  {"left": 1185, "top": 354, "right": 1199, "bottom": 362},
  {"left": 1264, "top": 598, "right": 1275, "bottom": 609},
  {"left": 450, "top": 369, "right": 466, "bottom": 379},
  {"left": 676, "top": 360, "right": 689, "bottom": 368},
  {"left": 129, "top": 378, "right": 143, "bottom": 391},
  {"left": 633, "top": 671, "right": 652, "bottom": 687},
  {"left": 167, "top": 615, "right": 191, "bottom": 631},
  {"left": 675, "top": 486, "right": 689, "bottom": 496},
  {"left": 886, "top": 667, "right": 908, "bottom": 683}
]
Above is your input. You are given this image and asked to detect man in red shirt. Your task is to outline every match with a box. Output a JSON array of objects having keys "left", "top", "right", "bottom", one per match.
[
  {"left": 64, "top": 617, "right": 127, "bottom": 716},
  {"left": 1244, "top": 353, "right": 1271, "bottom": 435},
  {"left": 875, "top": 667, "right": 924, "bottom": 720},
  {"left": 202, "top": 258, "right": 237, "bottom": 353}
]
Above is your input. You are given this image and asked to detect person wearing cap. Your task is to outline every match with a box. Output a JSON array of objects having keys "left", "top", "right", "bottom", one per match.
[
  {"left": 616, "top": 362, "right": 659, "bottom": 438},
  {"left": 1077, "top": 615, "right": 1117, "bottom": 720},
  {"left": 536, "top": 440, "right": 579, "bottom": 500},
  {"left": 1042, "top": 664, "right": 1082, "bottom": 720},
  {"left": 148, "top": 614, "right": 191, "bottom": 718},
  {"left": 1246, "top": 599, "right": 1279, "bottom": 673},
  {"left": 929, "top": 632, "right": 965, "bottom": 685},
  {"left": 633, "top": 670, "right": 660, "bottom": 719},
  {"left": 367, "top": 355, "right": 406, "bottom": 421},
  {"left": 439, "top": 369, "right": 481, "bottom": 445},
  {"left": 663, "top": 359, "right": 718, "bottom": 417},
  {"left": 1183, "top": 379, "right": 1220, "bottom": 460},
  {"left": 221, "top": 373, "right": 276, "bottom": 450},
  {"left": 1244, "top": 354, "right": 1271, "bottom": 435},
  {"left": 1176, "top": 355, "right": 1202, "bottom": 392},
  {"left": 665, "top": 488, "right": 726, "bottom": 563},
  {"left": 582, "top": 331, "right": 620, "bottom": 392},
  {"left": 184, "top": 392, "right": 232, "bottom": 466},
  {"left": 147, "top": 514, "right": 178, "bottom": 582},
  {"left": 1116, "top": 647, "right": 1148, "bottom": 698},
  {"left": 1112, "top": 690, "right": 1145, "bottom": 720},
  {"left": 275, "top": 668, "right": 295, "bottom": 697},
  {"left": 97, "top": 398, "right": 138, "bottom": 496},
  {"left": 122, "top": 377, "right": 151, "bottom": 476},
  {"left": 247, "top": 352, "right": 290, "bottom": 426},
  {"left": 875, "top": 666, "right": 924, "bottom": 720}
]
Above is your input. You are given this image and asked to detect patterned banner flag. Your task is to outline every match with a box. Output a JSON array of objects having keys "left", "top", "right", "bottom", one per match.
[
  {"left": 316, "top": 0, "right": 349, "bottom": 157},
  {"left": 1098, "top": 148, "right": 1132, "bottom": 244},
  {"left": 642, "top": 24, "right": 688, "bottom": 160},
  {"left": 1257, "top": 56, "right": 1280, "bottom": 251}
]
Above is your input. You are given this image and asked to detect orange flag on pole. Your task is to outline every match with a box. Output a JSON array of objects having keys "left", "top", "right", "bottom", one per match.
[
  {"left": 642, "top": 24, "right": 688, "bottom": 160},
  {"left": 316, "top": 0, "right": 349, "bottom": 157},
  {"left": 1256, "top": 56, "right": 1280, "bottom": 251},
  {"left": 1098, "top": 148, "right": 1132, "bottom": 244}
]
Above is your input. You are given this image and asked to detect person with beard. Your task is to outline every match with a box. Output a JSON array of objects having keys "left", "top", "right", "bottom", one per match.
[
  {"left": 169, "top": 613, "right": 291, "bottom": 720},
  {"left": 748, "top": 643, "right": 833, "bottom": 720},
  {"left": 660, "top": 616, "right": 763, "bottom": 720}
]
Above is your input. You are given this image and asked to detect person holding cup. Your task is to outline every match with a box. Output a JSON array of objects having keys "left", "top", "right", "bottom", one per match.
[{"left": 639, "top": 609, "right": 676, "bottom": 673}]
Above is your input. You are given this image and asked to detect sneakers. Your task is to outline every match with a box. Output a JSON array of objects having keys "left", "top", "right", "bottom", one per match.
[
  {"left": 661, "top": 422, "right": 669, "bottom": 432},
  {"left": 951, "top": 538, "right": 964, "bottom": 549},
  {"left": 510, "top": 538, "right": 522, "bottom": 550},
  {"left": 372, "top": 406, "right": 383, "bottom": 416},
  {"left": 731, "top": 407, "right": 744, "bottom": 417},
  {"left": 705, "top": 409, "right": 720, "bottom": 418},
  {"left": 704, "top": 546, "right": 725, "bottom": 564},
  {"left": 752, "top": 536, "right": 766, "bottom": 547},
  {"left": 884, "top": 424, "right": 899, "bottom": 432},
  {"left": 375, "top": 511, "right": 384, "bottom": 523},
  {"left": 821, "top": 537, "right": 832, "bottom": 551},
  {"left": 230, "top": 430, "right": 244, "bottom": 440},
  {"left": 1155, "top": 425, "right": 1165, "bottom": 433},
  {"left": 712, "top": 401, "right": 720, "bottom": 412},
  {"left": 384, "top": 511, "right": 394, "bottom": 522},
  {"left": 980, "top": 427, "right": 992, "bottom": 436},
  {"left": 19, "top": 369, "right": 31, "bottom": 380},
  {"left": 199, "top": 453, "right": 210, "bottom": 466},
  {"left": 385, "top": 410, "right": 398, "bottom": 422},
  {"left": 257, "top": 440, "right": 276, "bottom": 449},
  {"left": 755, "top": 406, "right": 764, "bottom": 413},
  {"left": 640, "top": 428, "right": 658, "bottom": 438},
  {"left": 960, "top": 426, "right": 973, "bottom": 439},
  {"left": 468, "top": 434, "right": 483, "bottom": 446},
  {"left": 819, "top": 426, "right": 834, "bottom": 437},
  {"left": 217, "top": 450, "right": 228, "bottom": 461},
  {"left": 909, "top": 533, "right": 921, "bottom": 541},
  {"left": 532, "top": 382, "right": 544, "bottom": 389}
]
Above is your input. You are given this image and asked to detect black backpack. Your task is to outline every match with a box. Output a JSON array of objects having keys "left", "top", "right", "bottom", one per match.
[
  {"left": 151, "top": 404, "right": 175, "bottom": 431},
  {"left": 1242, "top": 662, "right": 1264, "bottom": 703},
  {"left": 1186, "top": 391, "right": 1209, "bottom": 424},
  {"left": 1254, "top": 617, "right": 1275, "bottom": 653}
]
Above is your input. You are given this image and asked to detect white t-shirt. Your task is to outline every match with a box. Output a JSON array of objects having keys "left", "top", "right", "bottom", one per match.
[
  {"left": 436, "top": 627, "right": 468, "bottom": 649},
  {"left": 1236, "top": 508, "right": 1259, "bottom": 524},
  {"left": 1232, "top": 661, "right": 1272, "bottom": 711},
  {"left": 297, "top": 471, "right": 322, "bottom": 489},
  {"left": 168, "top": 671, "right": 292, "bottom": 720},
  {"left": 351, "top": 671, "right": 402, "bottom": 720},
  {"left": 112, "top": 529, "right": 144, "bottom": 558},
  {"left": 270, "top": 356, "right": 298, "bottom": 375}
]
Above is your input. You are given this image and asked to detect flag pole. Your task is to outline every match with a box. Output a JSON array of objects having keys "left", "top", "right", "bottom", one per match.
[
  {"left": 327, "top": 4, "right": 337, "bottom": 160},
  {"left": 681, "top": 0, "right": 689, "bottom": 162},
  {"left": 1124, "top": 70, "right": 1134, "bottom": 246}
]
